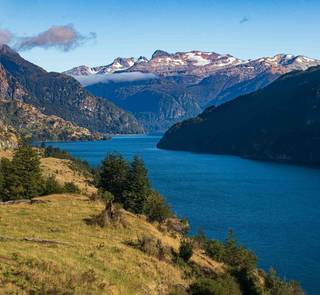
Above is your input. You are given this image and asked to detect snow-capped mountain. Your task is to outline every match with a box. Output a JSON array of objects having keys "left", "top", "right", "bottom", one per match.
[
  {"left": 64, "top": 56, "right": 148, "bottom": 76},
  {"left": 64, "top": 50, "right": 320, "bottom": 133},
  {"left": 64, "top": 50, "right": 320, "bottom": 79}
]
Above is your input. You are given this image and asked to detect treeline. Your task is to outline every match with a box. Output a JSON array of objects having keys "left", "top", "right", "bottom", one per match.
[
  {"left": 96, "top": 153, "right": 173, "bottom": 222},
  {"left": 0, "top": 144, "right": 79, "bottom": 201}
]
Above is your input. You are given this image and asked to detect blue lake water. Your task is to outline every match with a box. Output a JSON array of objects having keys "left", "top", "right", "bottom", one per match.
[{"left": 48, "top": 135, "right": 320, "bottom": 295}]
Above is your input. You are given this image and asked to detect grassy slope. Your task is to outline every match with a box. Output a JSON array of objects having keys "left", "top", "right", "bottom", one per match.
[{"left": 0, "top": 156, "right": 223, "bottom": 295}]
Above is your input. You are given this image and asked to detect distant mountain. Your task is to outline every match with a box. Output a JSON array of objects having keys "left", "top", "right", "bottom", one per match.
[
  {"left": 157, "top": 66, "right": 320, "bottom": 165},
  {"left": 65, "top": 50, "right": 320, "bottom": 133},
  {"left": 0, "top": 44, "right": 143, "bottom": 137}
]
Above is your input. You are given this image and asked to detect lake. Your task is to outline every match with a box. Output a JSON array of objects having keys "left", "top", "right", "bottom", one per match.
[{"left": 48, "top": 135, "right": 320, "bottom": 295}]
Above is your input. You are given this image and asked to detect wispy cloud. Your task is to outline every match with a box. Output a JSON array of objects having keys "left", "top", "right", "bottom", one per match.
[
  {"left": 240, "top": 17, "right": 249, "bottom": 24},
  {"left": 75, "top": 72, "right": 158, "bottom": 86},
  {"left": 0, "top": 29, "right": 13, "bottom": 44},
  {"left": 15, "top": 24, "right": 96, "bottom": 51}
]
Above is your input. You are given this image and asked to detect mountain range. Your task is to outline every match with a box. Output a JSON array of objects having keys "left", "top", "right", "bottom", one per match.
[
  {"left": 0, "top": 44, "right": 143, "bottom": 146},
  {"left": 157, "top": 65, "right": 320, "bottom": 165},
  {"left": 65, "top": 50, "right": 320, "bottom": 133}
]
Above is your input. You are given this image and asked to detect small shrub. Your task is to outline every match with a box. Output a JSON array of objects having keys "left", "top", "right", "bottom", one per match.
[
  {"left": 179, "top": 239, "right": 193, "bottom": 262},
  {"left": 136, "top": 235, "right": 168, "bottom": 260},
  {"left": 144, "top": 191, "right": 173, "bottom": 222},
  {"left": 189, "top": 274, "right": 242, "bottom": 295},
  {"left": 42, "top": 176, "right": 63, "bottom": 195},
  {"left": 63, "top": 182, "right": 80, "bottom": 194}
]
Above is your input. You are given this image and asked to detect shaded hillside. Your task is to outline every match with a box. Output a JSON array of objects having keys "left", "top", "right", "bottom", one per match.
[
  {"left": 86, "top": 77, "right": 201, "bottom": 133},
  {"left": 158, "top": 66, "right": 320, "bottom": 165},
  {"left": 0, "top": 45, "right": 143, "bottom": 134}
]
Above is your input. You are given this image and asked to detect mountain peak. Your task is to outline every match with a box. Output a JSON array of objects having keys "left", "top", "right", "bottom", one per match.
[
  {"left": 0, "top": 44, "right": 18, "bottom": 56},
  {"left": 152, "top": 50, "right": 171, "bottom": 59}
]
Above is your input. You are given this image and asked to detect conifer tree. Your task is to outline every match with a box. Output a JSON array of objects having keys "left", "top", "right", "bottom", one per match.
[
  {"left": 125, "top": 156, "right": 151, "bottom": 213},
  {"left": 98, "top": 153, "right": 129, "bottom": 203},
  {"left": 7, "top": 143, "right": 42, "bottom": 200}
]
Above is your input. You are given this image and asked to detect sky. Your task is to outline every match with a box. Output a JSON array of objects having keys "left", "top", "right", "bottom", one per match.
[{"left": 0, "top": 0, "right": 319, "bottom": 72}]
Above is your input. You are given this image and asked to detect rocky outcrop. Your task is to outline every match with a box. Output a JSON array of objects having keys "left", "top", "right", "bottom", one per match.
[{"left": 0, "top": 120, "right": 18, "bottom": 150}]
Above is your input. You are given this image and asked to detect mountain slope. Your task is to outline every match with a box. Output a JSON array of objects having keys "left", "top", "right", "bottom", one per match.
[
  {"left": 67, "top": 50, "right": 320, "bottom": 133},
  {"left": 158, "top": 66, "right": 320, "bottom": 165},
  {"left": 0, "top": 120, "right": 18, "bottom": 150},
  {"left": 0, "top": 99, "right": 103, "bottom": 142},
  {"left": 0, "top": 45, "right": 143, "bottom": 135}
]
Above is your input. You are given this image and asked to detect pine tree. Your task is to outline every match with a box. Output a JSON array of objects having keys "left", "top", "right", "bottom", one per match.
[
  {"left": 7, "top": 144, "right": 43, "bottom": 200},
  {"left": 98, "top": 153, "right": 129, "bottom": 203},
  {"left": 125, "top": 156, "right": 151, "bottom": 213}
]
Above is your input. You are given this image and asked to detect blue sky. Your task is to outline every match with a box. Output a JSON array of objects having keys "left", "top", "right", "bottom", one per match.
[{"left": 0, "top": 0, "right": 319, "bottom": 72}]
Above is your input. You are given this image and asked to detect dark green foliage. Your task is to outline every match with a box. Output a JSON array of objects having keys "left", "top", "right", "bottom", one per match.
[
  {"left": 42, "top": 176, "right": 63, "bottom": 195},
  {"left": 144, "top": 191, "right": 173, "bottom": 222},
  {"left": 179, "top": 240, "right": 193, "bottom": 262},
  {"left": 62, "top": 182, "right": 80, "bottom": 194},
  {"left": 189, "top": 275, "right": 242, "bottom": 295},
  {"left": 97, "top": 153, "right": 172, "bottom": 221},
  {"left": 223, "top": 230, "right": 257, "bottom": 270},
  {"left": 98, "top": 153, "right": 129, "bottom": 204},
  {"left": 264, "top": 268, "right": 304, "bottom": 295},
  {"left": 1, "top": 144, "right": 42, "bottom": 200},
  {"left": 125, "top": 156, "right": 151, "bottom": 213},
  {"left": 158, "top": 66, "right": 320, "bottom": 165}
]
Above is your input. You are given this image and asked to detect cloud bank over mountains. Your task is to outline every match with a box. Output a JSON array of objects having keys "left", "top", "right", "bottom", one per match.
[{"left": 0, "top": 24, "right": 96, "bottom": 52}]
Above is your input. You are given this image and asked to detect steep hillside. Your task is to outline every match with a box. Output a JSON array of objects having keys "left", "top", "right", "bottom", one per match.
[
  {"left": 70, "top": 50, "right": 320, "bottom": 132},
  {"left": 0, "top": 99, "right": 103, "bottom": 142},
  {"left": 0, "top": 44, "right": 143, "bottom": 135},
  {"left": 158, "top": 66, "right": 320, "bottom": 165},
  {"left": 0, "top": 120, "right": 18, "bottom": 150},
  {"left": 0, "top": 193, "right": 225, "bottom": 294}
]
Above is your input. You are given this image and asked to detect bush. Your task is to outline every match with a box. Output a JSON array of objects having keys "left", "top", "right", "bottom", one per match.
[
  {"left": 264, "top": 268, "right": 304, "bottom": 295},
  {"left": 42, "top": 176, "right": 63, "bottom": 195},
  {"left": 63, "top": 182, "right": 80, "bottom": 194},
  {"left": 144, "top": 191, "right": 173, "bottom": 222},
  {"left": 179, "top": 240, "right": 193, "bottom": 262},
  {"left": 205, "top": 240, "right": 225, "bottom": 262},
  {"left": 189, "top": 275, "right": 242, "bottom": 295},
  {"left": 136, "top": 235, "right": 168, "bottom": 260}
]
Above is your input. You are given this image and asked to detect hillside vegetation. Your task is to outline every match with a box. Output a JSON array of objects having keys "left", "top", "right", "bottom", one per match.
[
  {"left": 0, "top": 145, "right": 304, "bottom": 294},
  {"left": 158, "top": 66, "right": 320, "bottom": 165}
]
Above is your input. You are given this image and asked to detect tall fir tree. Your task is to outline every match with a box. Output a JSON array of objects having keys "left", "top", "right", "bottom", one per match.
[
  {"left": 125, "top": 156, "right": 151, "bottom": 213},
  {"left": 98, "top": 153, "right": 129, "bottom": 203},
  {"left": 4, "top": 144, "right": 43, "bottom": 200}
]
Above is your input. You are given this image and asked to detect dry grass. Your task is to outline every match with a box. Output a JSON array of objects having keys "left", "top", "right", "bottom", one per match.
[
  {"left": 40, "top": 157, "right": 97, "bottom": 196},
  {"left": 0, "top": 150, "right": 12, "bottom": 160},
  {"left": 0, "top": 194, "right": 223, "bottom": 294}
]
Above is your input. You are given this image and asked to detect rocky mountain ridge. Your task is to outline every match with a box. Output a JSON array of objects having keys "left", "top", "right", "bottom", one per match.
[
  {"left": 0, "top": 44, "right": 144, "bottom": 137},
  {"left": 66, "top": 50, "right": 320, "bottom": 133}
]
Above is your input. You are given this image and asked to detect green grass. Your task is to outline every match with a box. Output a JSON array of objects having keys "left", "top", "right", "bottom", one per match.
[{"left": 0, "top": 194, "right": 193, "bottom": 294}]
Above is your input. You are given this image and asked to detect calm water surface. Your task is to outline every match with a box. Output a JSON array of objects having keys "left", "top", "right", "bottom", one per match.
[{"left": 49, "top": 136, "right": 320, "bottom": 295}]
